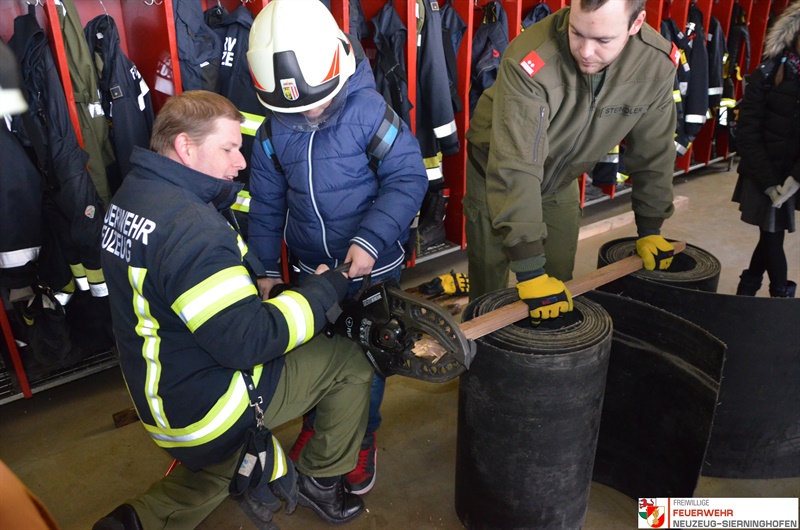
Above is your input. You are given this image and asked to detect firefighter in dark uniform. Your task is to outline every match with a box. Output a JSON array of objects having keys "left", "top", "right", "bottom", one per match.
[{"left": 94, "top": 91, "right": 373, "bottom": 529}]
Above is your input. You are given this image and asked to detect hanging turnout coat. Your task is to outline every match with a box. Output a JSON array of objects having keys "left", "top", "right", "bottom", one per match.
[
  {"left": 469, "top": 1, "right": 510, "bottom": 117},
  {"left": 371, "top": 2, "right": 413, "bottom": 127},
  {"left": 58, "top": 0, "right": 116, "bottom": 206},
  {"left": 84, "top": 14, "right": 155, "bottom": 186},
  {"left": 9, "top": 9, "right": 107, "bottom": 298}
]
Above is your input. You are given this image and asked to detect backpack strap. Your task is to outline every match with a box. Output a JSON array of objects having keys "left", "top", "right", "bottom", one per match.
[
  {"left": 260, "top": 115, "right": 283, "bottom": 173},
  {"left": 261, "top": 103, "right": 400, "bottom": 175},
  {"left": 367, "top": 104, "right": 401, "bottom": 173}
]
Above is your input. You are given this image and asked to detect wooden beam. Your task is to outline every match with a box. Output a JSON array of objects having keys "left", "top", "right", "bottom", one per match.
[{"left": 414, "top": 241, "right": 687, "bottom": 360}]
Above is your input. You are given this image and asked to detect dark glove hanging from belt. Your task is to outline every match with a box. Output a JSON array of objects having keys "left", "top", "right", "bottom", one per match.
[{"left": 230, "top": 371, "right": 298, "bottom": 521}]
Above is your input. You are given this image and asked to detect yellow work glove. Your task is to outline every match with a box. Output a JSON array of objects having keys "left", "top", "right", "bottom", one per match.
[
  {"left": 636, "top": 235, "right": 675, "bottom": 271},
  {"left": 419, "top": 270, "right": 469, "bottom": 295},
  {"left": 516, "top": 274, "right": 573, "bottom": 323}
]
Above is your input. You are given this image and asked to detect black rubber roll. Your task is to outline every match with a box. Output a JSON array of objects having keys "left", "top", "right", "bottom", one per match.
[
  {"left": 597, "top": 237, "right": 721, "bottom": 292},
  {"left": 584, "top": 291, "right": 725, "bottom": 497},
  {"left": 596, "top": 279, "right": 800, "bottom": 479},
  {"left": 455, "top": 290, "right": 612, "bottom": 530}
]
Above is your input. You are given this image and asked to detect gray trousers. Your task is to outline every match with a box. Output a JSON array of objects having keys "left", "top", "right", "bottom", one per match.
[
  {"left": 464, "top": 153, "right": 582, "bottom": 300},
  {"left": 129, "top": 334, "right": 372, "bottom": 529}
]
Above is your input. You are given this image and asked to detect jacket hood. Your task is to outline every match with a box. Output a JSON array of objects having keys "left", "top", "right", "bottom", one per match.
[
  {"left": 764, "top": 1, "right": 800, "bottom": 58},
  {"left": 215, "top": 5, "right": 253, "bottom": 29}
]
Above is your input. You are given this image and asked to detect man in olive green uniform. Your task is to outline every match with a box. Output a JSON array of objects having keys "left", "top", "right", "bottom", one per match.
[{"left": 465, "top": 0, "right": 679, "bottom": 322}]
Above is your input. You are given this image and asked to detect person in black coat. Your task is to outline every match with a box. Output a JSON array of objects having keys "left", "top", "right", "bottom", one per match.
[{"left": 733, "top": 1, "right": 800, "bottom": 298}]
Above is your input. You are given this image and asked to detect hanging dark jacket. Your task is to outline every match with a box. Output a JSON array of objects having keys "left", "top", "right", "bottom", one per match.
[
  {"left": 661, "top": 18, "right": 707, "bottom": 146},
  {"left": 706, "top": 15, "right": 727, "bottom": 113},
  {"left": 726, "top": 3, "right": 751, "bottom": 91},
  {"left": 469, "top": 1, "right": 509, "bottom": 117},
  {"left": 686, "top": 5, "right": 711, "bottom": 125},
  {"left": 521, "top": 2, "right": 551, "bottom": 31},
  {"left": 0, "top": 125, "right": 42, "bottom": 289},
  {"left": 371, "top": 2, "right": 413, "bottom": 127},
  {"left": 440, "top": 0, "right": 466, "bottom": 115},
  {"left": 84, "top": 14, "right": 155, "bottom": 186},
  {"left": 9, "top": 9, "right": 106, "bottom": 298},
  {"left": 349, "top": 0, "right": 370, "bottom": 40},
  {"left": 416, "top": 0, "right": 459, "bottom": 170},
  {"left": 660, "top": 19, "right": 690, "bottom": 155},
  {"left": 173, "top": 0, "right": 222, "bottom": 92},
  {"left": 58, "top": 0, "right": 116, "bottom": 206},
  {"left": 209, "top": 5, "right": 263, "bottom": 193}
]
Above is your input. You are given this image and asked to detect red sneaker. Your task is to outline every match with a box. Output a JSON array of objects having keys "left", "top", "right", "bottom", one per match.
[
  {"left": 345, "top": 432, "right": 377, "bottom": 495},
  {"left": 288, "top": 415, "right": 315, "bottom": 462}
]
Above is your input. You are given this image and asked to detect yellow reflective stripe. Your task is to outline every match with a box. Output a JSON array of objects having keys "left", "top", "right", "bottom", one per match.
[
  {"left": 423, "top": 152, "right": 443, "bottom": 181},
  {"left": 129, "top": 267, "right": 169, "bottom": 430},
  {"left": 172, "top": 266, "right": 257, "bottom": 332},
  {"left": 270, "top": 435, "right": 288, "bottom": 481},
  {"left": 265, "top": 290, "right": 313, "bottom": 352},
  {"left": 85, "top": 267, "right": 105, "bottom": 283},
  {"left": 70, "top": 263, "right": 86, "bottom": 277},
  {"left": 62, "top": 278, "right": 76, "bottom": 294},
  {"left": 70, "top": 263, "right": 89, "bottom": 291},
  {"left": 241, "top": 112, "right": 265, "bottom": 137},
  {"left": 235, "top": 234, "right": 247, "bottom": 260},
  {"left": 232, "top": 190, "right": 251, "bottom": 213},
  {"left": 673, "top": 90, "right": 682, "bottom": 102},
  {"left": 145, "top": 366, "right": 264, "bottom": 448}
]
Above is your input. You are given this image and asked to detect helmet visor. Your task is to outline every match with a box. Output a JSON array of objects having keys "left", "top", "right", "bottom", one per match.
[{"left": 271, "top": 80, "right": 349, "bottom": 132}]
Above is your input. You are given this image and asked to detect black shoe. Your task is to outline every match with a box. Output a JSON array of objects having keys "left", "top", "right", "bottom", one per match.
[
  {"left": 770, "top": 280, "right": 797, "bottom": 298},
  {"left": 92, "top": 504, "right": 143, "bottom": 530},
  {"left": 297, "top": 473, "right": 364, "bottom": 524}
]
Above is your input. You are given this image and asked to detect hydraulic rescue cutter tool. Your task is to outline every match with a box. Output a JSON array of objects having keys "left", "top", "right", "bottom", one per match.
[
  {"left": 326, "top": 278, "right": 476, "bottom": 383},
  {"left": 327, "top": 241, "right": 686, "bottom": 384}
]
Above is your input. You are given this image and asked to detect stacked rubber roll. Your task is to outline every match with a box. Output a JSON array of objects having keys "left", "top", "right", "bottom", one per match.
[
  {"left": 456, "top": 290, "right": 612, "bottom": 530},
  {"left": 597, "top": 237, "right": 721, "bottom": 292},
  {"left": 596, "top": 238, "right": 800, "bottom": 479}
]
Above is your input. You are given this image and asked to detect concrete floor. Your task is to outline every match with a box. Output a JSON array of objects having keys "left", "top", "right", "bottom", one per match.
[{"left": 1, "top": 162, "right": 798, "bottom": 529}]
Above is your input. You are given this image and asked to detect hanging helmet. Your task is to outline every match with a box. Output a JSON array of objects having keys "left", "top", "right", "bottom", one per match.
[{"left": 247, "top": 0, "right": 356, "bottom": 114}]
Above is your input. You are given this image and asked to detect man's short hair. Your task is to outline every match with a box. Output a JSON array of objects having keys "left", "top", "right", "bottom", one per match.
[
  {"left": 150, "top": 90, "right": 244, "bottom": 155},
  {"left": 576, "top": 0, "right": 647, "bottom": 28}
]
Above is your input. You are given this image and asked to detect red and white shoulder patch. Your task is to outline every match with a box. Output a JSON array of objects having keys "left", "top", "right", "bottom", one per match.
[
  {"left": 669, "top": 42, "right": 680, "bottom": 67},
  {"left": 519, "top": 49, "right": 546, "bottom": 77}
]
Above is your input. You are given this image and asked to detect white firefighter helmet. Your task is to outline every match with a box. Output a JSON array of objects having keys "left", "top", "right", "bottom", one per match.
[{"left": 247, "top": 0, "right": 356, "bottom": 114}]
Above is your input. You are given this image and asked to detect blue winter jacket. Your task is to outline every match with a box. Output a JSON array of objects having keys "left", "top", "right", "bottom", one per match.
[{"left": 248, "top": 58, "right": 427, "bottom": 280}]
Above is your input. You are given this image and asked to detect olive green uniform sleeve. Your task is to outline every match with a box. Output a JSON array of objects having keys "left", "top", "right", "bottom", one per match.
[{"left": 485, "top": 54, "right": 550, "bottom": 267}]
